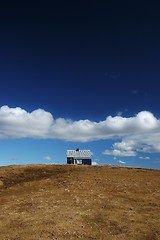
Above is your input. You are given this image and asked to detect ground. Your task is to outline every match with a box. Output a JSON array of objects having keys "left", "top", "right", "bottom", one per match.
[{"left": 0, "top": 164, "right": 160, "bottom": 240}]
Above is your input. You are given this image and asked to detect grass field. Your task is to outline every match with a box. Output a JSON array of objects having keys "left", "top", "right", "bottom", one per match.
[{"left": 0, "top": 164, "right": 160, "bottom": 240}]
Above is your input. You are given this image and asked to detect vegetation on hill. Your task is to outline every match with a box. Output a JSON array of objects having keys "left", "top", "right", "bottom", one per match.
[{"left": 0, "top": 164, "right": 160, "bottom": 240}]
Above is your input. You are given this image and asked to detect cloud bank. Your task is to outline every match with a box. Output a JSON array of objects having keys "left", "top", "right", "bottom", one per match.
[{"left": 0, "top": 106, "right": 160, "bottom": 155}]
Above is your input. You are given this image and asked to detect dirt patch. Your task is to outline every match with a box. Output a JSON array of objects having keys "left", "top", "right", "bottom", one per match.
[
  {"left": 0, "top": 180, "right": 4, "bottom": 187},
  {"left": 0, "top": 164, "right": 160, "bottom": 239}
]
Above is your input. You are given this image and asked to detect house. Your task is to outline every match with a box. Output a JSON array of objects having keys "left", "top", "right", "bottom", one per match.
[{"left": 67, "top": 148, "right": 92, "bottom": 165}]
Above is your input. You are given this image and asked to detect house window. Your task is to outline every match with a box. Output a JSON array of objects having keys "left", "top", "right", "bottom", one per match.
[{"left": 77, "top": 159, "right": 82, "bottom": 164}]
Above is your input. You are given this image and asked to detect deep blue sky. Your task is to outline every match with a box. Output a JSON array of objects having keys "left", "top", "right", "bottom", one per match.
[{"left": 0, "top": 1, "right": 160, "bottom": 168}]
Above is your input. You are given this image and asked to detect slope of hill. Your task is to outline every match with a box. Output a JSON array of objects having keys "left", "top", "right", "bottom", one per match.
[{"left": 0, "top": 164, "right": 160, "bottom": 240}]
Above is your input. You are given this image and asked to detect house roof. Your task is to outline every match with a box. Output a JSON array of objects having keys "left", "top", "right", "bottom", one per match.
[{"left": 67, "top": 150, "right": 92, "bottom": 159}]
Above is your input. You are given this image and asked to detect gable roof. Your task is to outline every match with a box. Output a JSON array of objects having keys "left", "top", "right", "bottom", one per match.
[{"left": 67, "top": 150, "right": 91, "bottom": 159}]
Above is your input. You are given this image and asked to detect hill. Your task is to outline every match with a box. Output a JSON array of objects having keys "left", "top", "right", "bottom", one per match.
[{"left": 0, "top": 164, "right": 160, "bottom": 240}]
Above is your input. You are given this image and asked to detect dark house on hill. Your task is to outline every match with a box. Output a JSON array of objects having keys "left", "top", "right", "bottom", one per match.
[{"left": 67, "top": 148, "right": 92, "bottom": 165}]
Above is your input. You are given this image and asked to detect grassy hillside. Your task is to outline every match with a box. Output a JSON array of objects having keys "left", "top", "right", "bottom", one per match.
[{"left": 0, "top": 164, "right": 160, "bottom": 240}]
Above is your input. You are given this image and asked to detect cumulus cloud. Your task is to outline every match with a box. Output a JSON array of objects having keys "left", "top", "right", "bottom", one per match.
[
  {"left": 103, "top": 149, "right": 137, "bottom": 157},
  {"left": 0, "top": 105, "right": 53, "bottom": 139},
  {"left": 103, "top": 132, "right": 160, "bottom": 157},
  {"left": 1, "top": 106, "right": 160, "bottom": 156},
  {"left": 44, "top": 156, "right": 52, "bottom": 161},
  {"left": 92, "top": 161, "right": 98, "bottom": 165}
]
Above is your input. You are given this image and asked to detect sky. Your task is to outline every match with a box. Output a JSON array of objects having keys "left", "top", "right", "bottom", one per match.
[{"left": 0, "top": 1, "right": 160, "bottom": 168}]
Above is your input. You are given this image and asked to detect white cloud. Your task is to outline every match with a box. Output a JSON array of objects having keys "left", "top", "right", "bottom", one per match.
[
  {"left": 44, "top": 156, "right": 52, "bottom": 161},
  {"left": 92, "top": 161, "right": 98, "bottom": 165},
  {"left": 103, "top": 133, "right": 160, "bottom": 157},
  {"left": 119, "top": 160, "right": 125, "bottom": 164},
  {"left": 103, "top": 149, "right": 137, "bottom": 157},
  {"left": 0, "top": 105, "right": 53, "bottom": 139},
  {"left": 139, "top": 156, "right": 150, "bottom": 160},
  {"left": 0, "top": 106, "right": 160, "bottom": 156}
]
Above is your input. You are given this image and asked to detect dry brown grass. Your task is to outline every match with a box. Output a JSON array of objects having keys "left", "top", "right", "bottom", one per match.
[{"left": 0, "top": 164, "right": 160, "bottom": 240}]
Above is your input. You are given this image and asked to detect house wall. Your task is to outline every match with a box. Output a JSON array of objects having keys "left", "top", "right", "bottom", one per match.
[
  {"left": 67, "top": 158, "right": 74, "bottom": 164},
  {"left": 67, "top": 158, "right": 91, "bottom": 165},
  {"left": 82, "top": 159, "right": 91, "bottom": 165}
]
